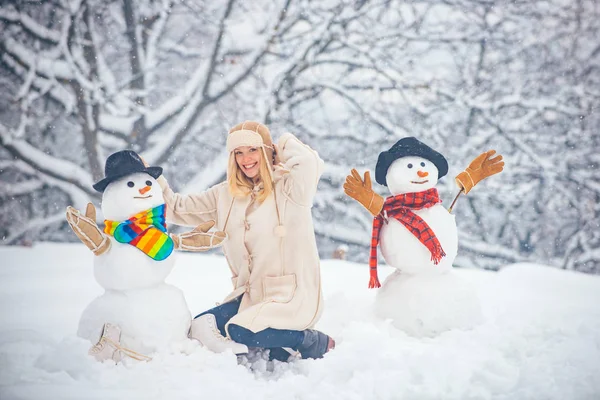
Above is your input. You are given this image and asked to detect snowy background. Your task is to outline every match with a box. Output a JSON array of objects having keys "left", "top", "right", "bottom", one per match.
[
  {"left": 1, "top": 2, "right": 600, "bottom": 398},
  {"left": 1, "top": 243, "right": 600, "bottom": 400},
  {"left": 0, "top": 0, "right": 599, "bottom": 273}
]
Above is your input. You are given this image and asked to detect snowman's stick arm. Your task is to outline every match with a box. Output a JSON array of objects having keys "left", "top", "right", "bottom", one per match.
[{"left": 447, "top": 188, "right": 464, "bottom": 214}]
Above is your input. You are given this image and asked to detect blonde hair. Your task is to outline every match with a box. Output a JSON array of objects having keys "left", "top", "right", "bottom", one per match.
[{"left": 227, "top": 147, "right": 273, "bottom": 203}]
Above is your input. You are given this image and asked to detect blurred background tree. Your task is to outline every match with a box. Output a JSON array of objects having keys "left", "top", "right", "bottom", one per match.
[{"left": 1, "top": 0, "right": 598, "bottom": 273}]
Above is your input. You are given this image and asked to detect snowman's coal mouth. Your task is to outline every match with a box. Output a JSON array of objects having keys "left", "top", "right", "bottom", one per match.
[
  {"left": 134, "top": 195, "right": 152, "bottom": 199},
  {"left": 411, "top": 180, "right": 429, "bottom": 184}
]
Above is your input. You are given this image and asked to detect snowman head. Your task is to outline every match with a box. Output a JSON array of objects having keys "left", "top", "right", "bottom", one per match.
[
  {"left": 375, "top": 137, "right": 448, "bottom": 194},
  {"left": 101, "top": 173, "right": 165, "bottom": 221},
  {"left": 386, "top": 156, "right": 439, "bottom": 195},
  {"left": 93, "top": 150, "right": 165, "bottom": 221}
]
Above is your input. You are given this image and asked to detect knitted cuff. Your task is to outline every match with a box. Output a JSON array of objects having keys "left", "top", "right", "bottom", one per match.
[{"left": 455, "top": 171, "right": 475, "bottom": 194}]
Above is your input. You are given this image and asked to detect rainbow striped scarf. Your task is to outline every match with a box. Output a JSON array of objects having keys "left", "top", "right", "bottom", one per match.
[{"left": 104, "top": 204, "right": 174, "bottom": 261}]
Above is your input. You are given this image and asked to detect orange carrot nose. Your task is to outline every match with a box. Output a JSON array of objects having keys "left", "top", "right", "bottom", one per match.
[
  {"left": 139, "top": 186, "right": 151, "bottom": 195},
  {"left": 417, "top": 170, "right": 429, "bottom": 178}
]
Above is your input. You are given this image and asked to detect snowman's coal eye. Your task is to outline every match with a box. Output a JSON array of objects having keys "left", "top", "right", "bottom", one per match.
[
  {"left": 127, "top": 181, "right": 135, "bottom": 188},
  {"left": 407, "top": 163, "right": 413, "bottom": 168},
  {"left": 145, "top": 180, "right": 152, "bottom": 186},
  {"left": 420, "top": 162, "right": 425, "bottom": 167}
]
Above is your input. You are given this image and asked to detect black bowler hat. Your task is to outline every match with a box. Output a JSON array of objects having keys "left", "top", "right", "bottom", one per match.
[
  {"left": 375, "top": 137, "right": 448, "bottom": 186},
  {"left": 93, "top": 150, "right": 163, "bottom": 192}
]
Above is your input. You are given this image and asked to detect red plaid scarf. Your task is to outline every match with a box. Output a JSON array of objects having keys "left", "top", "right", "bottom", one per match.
[{"left": 369, "top": 188, "right": 446, "bottom": 288}]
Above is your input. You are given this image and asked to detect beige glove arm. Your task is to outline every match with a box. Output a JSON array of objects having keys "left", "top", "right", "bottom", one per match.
[
  {"left": 66, "top": 203, "right": 111, "bottom": 256},
  {"left": 170, "top": 221, "right": 226, "bottom": 252}
]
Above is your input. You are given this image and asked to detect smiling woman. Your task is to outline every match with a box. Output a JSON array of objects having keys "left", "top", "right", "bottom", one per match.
[
  {"left": 157, "top": 121, "right": 335, "bottom": 361},
  {"left": 225, "top": 123, "right": 277, "bottom": 204}
]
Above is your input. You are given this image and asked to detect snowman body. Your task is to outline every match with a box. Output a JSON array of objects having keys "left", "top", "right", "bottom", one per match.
[
  {"left": 77, "top": 172, "right": 191, "bottom": 353},
  {"left": 373, "top": 156, "right": 482, "bottom": 336},
  {"left": 380, "top": 204, "right": 457, "bottom": 275}
]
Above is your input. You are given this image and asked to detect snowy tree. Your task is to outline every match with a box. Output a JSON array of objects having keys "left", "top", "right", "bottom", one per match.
[
  {"left": 424, "top": 0, "right": 600, "bottom": 272},
  {"left": 1, "top": 0, "right": 598, "bottom": 273},
  {"left": 257, "top": 0, "right": 600, "bottom": 273},
  {"left": 0, "top": 0, "right": 290, "bottom": 241}
]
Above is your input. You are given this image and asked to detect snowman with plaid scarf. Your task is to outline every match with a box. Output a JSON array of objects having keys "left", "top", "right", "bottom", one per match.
[
  {"left": 344, "top": 137, "right": 504, "bottom": 337},
  {"left": 65, "top": 150, "right": 225, "bottom": 362}
]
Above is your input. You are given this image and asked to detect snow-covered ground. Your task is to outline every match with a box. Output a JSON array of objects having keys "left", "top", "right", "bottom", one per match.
[{"left": 1, "top": 243, "right": 599, "bottom": 400}]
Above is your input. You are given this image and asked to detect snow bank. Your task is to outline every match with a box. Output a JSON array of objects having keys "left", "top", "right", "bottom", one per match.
[{"left": 1, "top": 244, "right": 599, "bottom": 400}]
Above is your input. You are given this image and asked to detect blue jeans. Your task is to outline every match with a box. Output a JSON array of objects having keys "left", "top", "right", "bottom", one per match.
[{"left": 195, "top": 297, "right": 305, "bottom": 361}]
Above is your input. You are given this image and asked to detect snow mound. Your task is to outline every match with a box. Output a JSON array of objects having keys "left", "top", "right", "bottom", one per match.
[
  {"left": 1, "top": 244, "right": 599, "bottom": 400},
  {"left": 375, "top": 270, "right": 483, "bottom": 337}
]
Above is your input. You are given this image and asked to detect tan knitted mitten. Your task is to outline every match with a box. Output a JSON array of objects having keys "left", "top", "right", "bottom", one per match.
[
  {"left": 66, "top": 203, "right": 111, "bottom": 256},
  {"left": 455, "top": 150, "right": 505, "bottom": 194},
  {"left": 343, "top": 169, "right": 384, "bottom": 216}
]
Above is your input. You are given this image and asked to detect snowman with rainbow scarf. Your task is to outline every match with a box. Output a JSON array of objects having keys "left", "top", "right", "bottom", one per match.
[
  {"left": 66, "top": 150, "right": 225, "bottom": 362},
  {"left": 344, "top": 137, "right": 504, "bottom": 337}
]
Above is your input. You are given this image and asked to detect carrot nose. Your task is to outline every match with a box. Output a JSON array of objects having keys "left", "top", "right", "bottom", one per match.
[
  {"left": 417, "top": 170, "right": 429, "bottom": 178},
  {"left": 139, "top": 186, "right": 151, "bottom": 195}
]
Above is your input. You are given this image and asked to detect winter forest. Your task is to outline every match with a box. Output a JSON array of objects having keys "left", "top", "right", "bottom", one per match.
[{"left": 1, "top": 0, "right": 599, "bottom": 274}]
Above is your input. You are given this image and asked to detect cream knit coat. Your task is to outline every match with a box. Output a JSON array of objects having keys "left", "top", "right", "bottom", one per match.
[{"left": 157, "top": 133, "right": 324, "bottom": 335}]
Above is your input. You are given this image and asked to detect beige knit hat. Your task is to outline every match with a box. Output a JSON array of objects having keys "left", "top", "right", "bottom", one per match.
[{"left": 226, "top": 121, "right": 274, "bottom": 164}]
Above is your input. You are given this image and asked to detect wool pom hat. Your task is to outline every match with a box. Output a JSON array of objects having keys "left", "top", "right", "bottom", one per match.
[
  {"left": 375, "top": 137, "right": 448, "bottom": 186},
  {"left": 93, "top": 150, "right": 162, "bottom": 193}
]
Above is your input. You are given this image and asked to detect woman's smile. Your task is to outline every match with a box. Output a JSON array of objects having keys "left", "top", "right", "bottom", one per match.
[{"left": 235, "top": 146, "right": 261, "bottom": 179}]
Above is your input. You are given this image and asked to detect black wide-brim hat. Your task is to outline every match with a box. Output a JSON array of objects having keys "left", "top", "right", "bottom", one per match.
[
  {"left": 375, "top": 137, "right": 448, "bottom": 186},
  {"left": 93, "top": 150, "right": 163, "bottom": 193}
]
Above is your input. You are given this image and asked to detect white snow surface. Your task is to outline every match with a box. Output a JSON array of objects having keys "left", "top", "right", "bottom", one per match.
[{"left": 1, "top": 243, "right": 600, "bottom": 400}]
